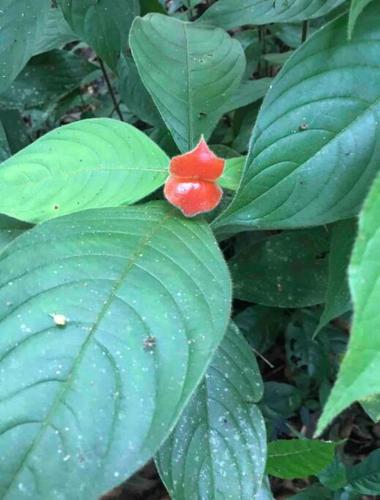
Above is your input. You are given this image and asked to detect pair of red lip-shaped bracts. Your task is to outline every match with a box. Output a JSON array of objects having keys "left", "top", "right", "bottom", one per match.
[{"left": 164, "top": 137, "right": 225, "bottom": 217}]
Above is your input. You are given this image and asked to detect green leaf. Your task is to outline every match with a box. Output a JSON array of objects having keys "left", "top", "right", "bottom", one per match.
[
  {"left": 286, "top": 310, "right": 339, "bottom": 387},
  {"left": 118, "top": 55, "right": 163, "bottom": 126},
  {"left": 0, "top": 122, "right": 11, "bottom": 162},
  {"left": 263, "top": 51, "right": 294, "bottom": 66},
  {"left": 348, "top": 0, "right": 375, "bottom": 38},
  {"left": 267, "top": 439, "right": 336, "bottom": 479},
  {"left": 58, "top": 0, "right": 140, "bottom": 69},
  {"left": 215, "top": 4, "right": 380, "bottom": 233},
  {"left": 230, "top": 227, "right": 330, "bottom": 307},
  {"left": 290, "top": 485, "right": 333, "bottom": 500},
  {"left": 0, "top": 215, "right": 31, "bottom": 253},
  {"left": 314, "top": 219, "right": 356, "bottom": 336},
  {"left": 223, "top": 78, "right": 272, "bottom": 114},
  {"left": 0, "top": 0, "right": 50, "bottom": 94},
  {"left": 0, "top": 109, "right": 30, "bottom": 154},
  {"left": 219, "top": 157, "right": 245, "bottom": 191},
  {"left": 316, "top": 171, "right": 380, "bottom": 435},
  {"left": 140, "top": 0, "right": 166, "bottom": 15},
  {"left": 0, "top": 118, "right": 169, "bottom": 223},
  {"left": 32, "top": 4, "right": 76, "bottom": 55},
  {"left": 0, "top": 202, "right": 231, "bottom": 498},
  {"left": 261, "top": 382, "right": 302, "bottom": 420},
  {"left": 347, "top": 449, "right": 380, "bottom": 495},
  {"left": 318, "top": 455, "right": 348, "bottom": 491},
  {"left": 129, "top": 14, "right": 245, "bottom": 152},
  {"left": 234, "top": 305, "right": 285, "bottom": 354},
  {"left": 0, "top": 50, "right": 96, "bottom": 110},
  {"left": 156, "top": 323, "right": 266, "bottom": 500},
  {"left": 199, "top": 0, "right": 346, "bottom": 30},
  {"left": 360, "top": 394, "right": 380, "bottom": 423}
]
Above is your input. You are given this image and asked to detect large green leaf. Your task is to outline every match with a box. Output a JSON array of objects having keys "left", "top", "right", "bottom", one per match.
[
  {"left": 230, "top": 227, "right": 330, "bottom": 307},
  {"left": 0, "top": 0, "right": 50, "bottom": 94},
  {"left": 156, "top": 323, "right": 266, "bottom": 500},
  {"left": 0, "top": 50, "right": 96, "bottom": 110},
  {"left": 58, "top": 0, "right": 139, "bottom": 69},
  {"left": 32, "top": 4, "right": 76, "bottom": 55},
  {"left": 199, "top": 0, "right": 346, "bottom": 30},
  {"left": 347, "top": 449, "right": 380, "bottom": 495},
  {"left": 348, "top": 0, "right": 376, "bottom": 38},
  {"left": 267, "top": 439, "right": 336, "bottom": 479},
  {"left": 314, "top": 219, "right": 356, "bottom": 336},
  {"left": 0, "top": 118, "right": 169, "bottom": 223},
  {"left": 129, "top": 14, "right": 245, "bottom": 152},
  {"left": 316, "top": 171, "right": 380, "bottom": 434},
  {"left": 215, "top": 4, "right": 380, "bottom": 233},
  {"left": 0, "top": 202, "right": 231, "bottom": 498}
]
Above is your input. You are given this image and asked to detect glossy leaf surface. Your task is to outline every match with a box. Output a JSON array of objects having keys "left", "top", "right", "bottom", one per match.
[
  {"left": 0, "top": 119, "right": 169, "bottom": 223},
  {"left": 200, "top": 0, "right": 345, "bottom": 29},
  {"left": 157, "top": 323, "right": 266, "bottom": 500},
  {"left": 267, "top": 439, "right": 336, "bottom": 479},
  {"left": 216, "top": 5, "right": 380, "bottom": 232},
  {"left": 0, "top": 202, "right": 231, "bottom": 498},
  {"left": 130, "top": 14, "right": 245, "bottom": 152},
  {"left": 317, "top": 171, "right": 380, "bottom": 434}
]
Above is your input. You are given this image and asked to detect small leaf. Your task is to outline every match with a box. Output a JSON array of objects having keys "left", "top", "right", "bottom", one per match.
[
  {"left": 347, "top": 449, "right": 380, "bottom": 495},
  {"left": 156, "top": 323, "right": 266, "bottom": 500},
  {"left": 223, "top": 78, "right": 272, "bottom": 114},
  {"left": 130, "top": 14, "right": 245, "bottom": 152},
  {"left": 261, "top": 382, "right": 302, "bottom": 420},
  {"left": 118, "top": 55, "right": 163, "bottom": 126},
  {"left": 0, "top": 118, "right": 169, "bottom": 223},
  {"left": 0, "top": 202, "right": 231, "bottom": 498},
  {"left": 234, "top": 305, "right": 285, "bottom": 354},
  {"left": 219, "top": 157, "right": 245, "bottom": 191},
  {"left": 316, "top": 171, "right": 380, "bottom": 434},
  {"left": 361, "top": 394, "right": 380, "bottom": 423},
  {"left": 215, "top": 4, "right": 380, "bottom": 233},
  {"left": 0, "top": 215, "right": 31, "bottom": 253},
  {"left": 267, "top": 439, "right": 337, "bottom": 479},
  {"left": 289, "top": 485, "right": 333, "bottom": 500},
  {"left": 314, "top": 219, "right": 356, "bottom": 336},
  {"left": 58, "top": 0, "right": 140, "bottom": 69},
  {"left": 0, "top": 122, "right": 11, "bottom": 162},
  {"left": 230, "top": 227, "right": 330, "bottom": 307},
  {"left": 199, "top": 0, "right": 346, "bottom": 30},
  {"left": 0, "top": 109, "right": 30, "bottom": 154}
]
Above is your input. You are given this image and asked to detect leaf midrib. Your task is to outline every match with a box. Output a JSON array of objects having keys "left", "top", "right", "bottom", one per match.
[
  {"left": 3, "top": 210, "right": 174, "bottom": 497},
  {"left": 184, "top": 22, "right": 193, "bottom": 150}
]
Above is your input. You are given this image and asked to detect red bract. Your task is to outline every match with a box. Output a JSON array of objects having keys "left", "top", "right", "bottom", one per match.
[
  {"left": 170, "top": 137, "right": 224, "bottom": 181},
  {"left": 164, "top": 137, "right": 225, "bottom": 217},
  {"left": 164, "top": 177, "right": 223, "bottom": 217}
]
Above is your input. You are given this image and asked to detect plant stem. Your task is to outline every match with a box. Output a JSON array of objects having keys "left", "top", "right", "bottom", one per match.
[
  {"left": 301, "top": 20, "right": 308, "bottom": 43},
  {"left": 185, "top": 0, "right": 195, "bottom": 20},
  {"left": 98, "top": 58, "right": 124, "bottom": 122}
]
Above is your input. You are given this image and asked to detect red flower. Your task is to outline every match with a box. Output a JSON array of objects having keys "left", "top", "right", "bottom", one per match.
[{"left": 164, "top": 137, "right": 225, "bottom": 217}]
